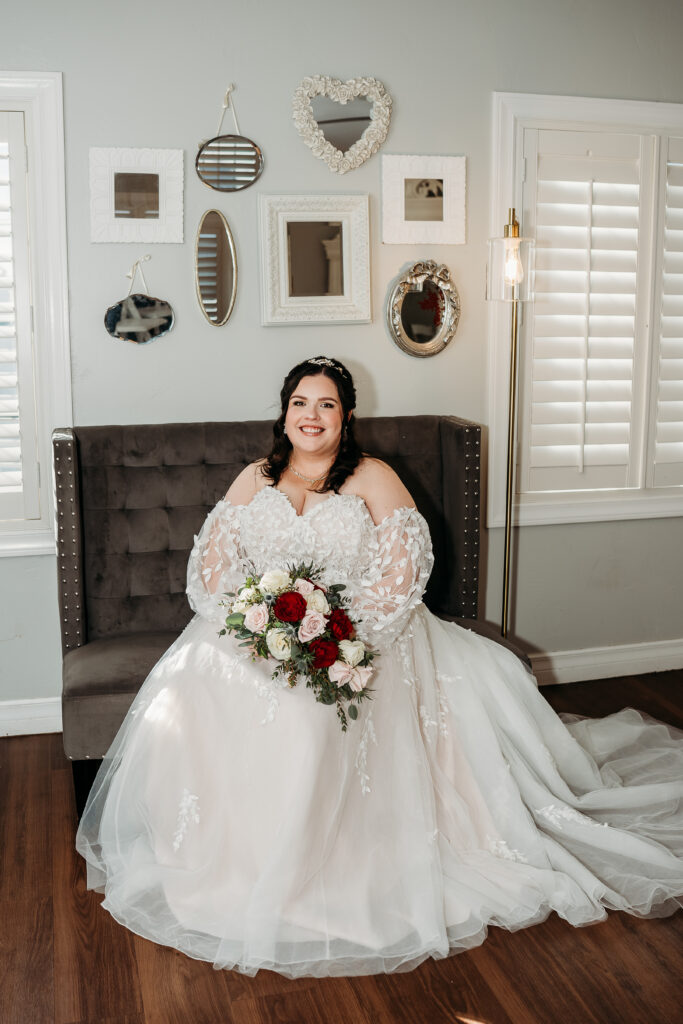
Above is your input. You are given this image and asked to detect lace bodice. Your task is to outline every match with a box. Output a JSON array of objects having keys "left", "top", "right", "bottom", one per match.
[{"left": 186, "top": 485, "right": 434, "bottom": 649}]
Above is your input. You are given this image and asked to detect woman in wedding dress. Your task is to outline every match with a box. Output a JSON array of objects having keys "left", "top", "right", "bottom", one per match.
[{"left": 76, "top": 355, "right": 683, "bottom": 979}]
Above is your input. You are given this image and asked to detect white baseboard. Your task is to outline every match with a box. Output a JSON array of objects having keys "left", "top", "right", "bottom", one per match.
[
  {"left": 0, "top": 697, "right": 62, "bottom": 737},
  {"left": 531, "top": 637, "right": 683, "bottom": 686}
]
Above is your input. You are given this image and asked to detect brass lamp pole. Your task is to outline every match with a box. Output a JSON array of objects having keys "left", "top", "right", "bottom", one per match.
[{"left": 487, "top": 208, "right": 535, "bottom": 638}]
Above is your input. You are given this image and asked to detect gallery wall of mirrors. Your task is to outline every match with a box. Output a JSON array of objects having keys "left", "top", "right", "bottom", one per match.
[{"left": 95, "top": 79, "right": 463, "bottom": 355}]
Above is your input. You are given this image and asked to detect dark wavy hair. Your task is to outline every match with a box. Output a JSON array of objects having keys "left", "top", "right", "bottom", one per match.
[{"left": 261, "top": 356, "right": 362, "bottom": 493}]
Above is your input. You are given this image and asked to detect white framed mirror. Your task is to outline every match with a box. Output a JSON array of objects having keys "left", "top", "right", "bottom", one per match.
[{"left": 258, "top": 194, "right": 370, "bottom": 325}]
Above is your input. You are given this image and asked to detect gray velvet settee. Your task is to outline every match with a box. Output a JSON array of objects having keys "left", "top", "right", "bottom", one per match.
[{"left": 53, "top": 415, "right": 528, "bottom": 814}]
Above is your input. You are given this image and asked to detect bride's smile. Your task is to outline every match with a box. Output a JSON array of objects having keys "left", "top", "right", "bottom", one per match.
[{"left": 285, "top": 374, "right": 345, "bottom": 465}]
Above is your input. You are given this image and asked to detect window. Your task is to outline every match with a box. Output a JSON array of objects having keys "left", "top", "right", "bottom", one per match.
[
  {"left": 0, "top": 72, "right": 71, "bottom": 555},
  {"left": 488, "top": 93, "right": 683, "bottom": 525}
]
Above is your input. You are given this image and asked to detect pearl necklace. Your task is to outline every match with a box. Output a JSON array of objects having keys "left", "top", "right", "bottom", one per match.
[{"left": 287, "top": 462, "right": 331, "bottom": 485}]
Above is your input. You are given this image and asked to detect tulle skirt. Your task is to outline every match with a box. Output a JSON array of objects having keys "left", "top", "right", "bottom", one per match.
[{"left": 76, "top": 607, "right": 683, "bottom": 978}]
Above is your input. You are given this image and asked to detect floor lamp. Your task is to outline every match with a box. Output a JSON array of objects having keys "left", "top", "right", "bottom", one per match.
[{"left": 487, "top": 208, "right": 535, "bottom": 638}]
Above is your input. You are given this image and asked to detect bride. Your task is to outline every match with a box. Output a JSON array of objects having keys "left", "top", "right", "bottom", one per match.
[{"left": 76, "top": 355, "right": 683, "bottom": 979}]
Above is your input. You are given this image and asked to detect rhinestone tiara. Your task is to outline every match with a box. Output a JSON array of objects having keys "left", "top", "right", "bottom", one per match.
[{"left": 307, "top": 356, "right": 347, "bottom": 376}]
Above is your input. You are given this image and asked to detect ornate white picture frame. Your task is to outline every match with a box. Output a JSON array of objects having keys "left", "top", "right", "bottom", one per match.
[
  {"left": 259, "top": 194, "right": 371, "bottom": 325},
  {"left": 381, "top": 155, "right": 466, "bottom": 244},
  {"left": 89, "top": 147, "right": 184, "bottom": 243}
]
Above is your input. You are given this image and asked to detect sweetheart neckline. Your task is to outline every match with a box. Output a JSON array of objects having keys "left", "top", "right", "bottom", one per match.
[
  {"left": 260, "top": 485, "right": 367, "bottom": 520},
  {"left": 224, "top": 485, "right": 421, "bottom": 529}
]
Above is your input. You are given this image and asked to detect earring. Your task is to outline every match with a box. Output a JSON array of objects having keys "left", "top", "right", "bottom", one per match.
[{"left": 283, "top": 425, "right": 288, "bottom": 436}]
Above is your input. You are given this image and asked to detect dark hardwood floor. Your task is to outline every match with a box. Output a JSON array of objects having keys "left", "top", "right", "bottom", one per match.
[{"left": 2, "top": 671, "right": 682, "bottom": 1024}]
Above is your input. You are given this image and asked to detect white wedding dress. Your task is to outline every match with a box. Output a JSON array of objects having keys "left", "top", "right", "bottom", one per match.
[{"left": 76, "top": 486, "right": 683, "bottom": 978}]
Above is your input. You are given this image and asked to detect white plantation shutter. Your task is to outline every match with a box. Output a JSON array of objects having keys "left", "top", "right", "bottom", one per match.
[
  {"left": 0, "top": 110, "right": 39, "bottom": 521},
  {"left": 518, "top": 128, "right": 655, "bottom": 496},
  {"left": 651, "top": 135, "right": 683, "bottom": 488}
]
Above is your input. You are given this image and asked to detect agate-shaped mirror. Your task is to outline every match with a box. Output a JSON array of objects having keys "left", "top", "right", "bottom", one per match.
[
  {"left": 195, "top": 134, "right": 263, "bottom": 192},
  {"left": 104, "top": 293, "right": 174, "bottom": 343},
  {"left": 386, "top": 260, "right": 460, "bottom": 358},
  {"left": 195, "top": 210, "right": 237, "bottom": 326}
]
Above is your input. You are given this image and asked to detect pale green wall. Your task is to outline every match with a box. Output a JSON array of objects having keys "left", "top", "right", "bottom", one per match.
[{"left": 1, "top": 0, "right": 683, "bottom": 700}]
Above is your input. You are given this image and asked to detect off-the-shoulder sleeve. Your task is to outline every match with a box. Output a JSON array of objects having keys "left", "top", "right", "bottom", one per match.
[
  {"left": 186, "top": 499, "right": 248, "bottom": 622},
  {"left": 348, "top": 507, "right": 434, "bottom": 650}
]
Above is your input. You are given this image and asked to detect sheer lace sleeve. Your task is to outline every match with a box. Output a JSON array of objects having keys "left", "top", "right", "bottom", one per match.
[
  {"left": 348, "top": 507, "right": 434, "bottom": 650},
  {"left": 186, "top": 499, "right": 247, "bottom": 622}
]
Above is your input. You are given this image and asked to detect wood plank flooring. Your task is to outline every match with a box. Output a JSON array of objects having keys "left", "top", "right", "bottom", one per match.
[{"left": 1, "top": 671, "right": 681, "bottom": 1024}]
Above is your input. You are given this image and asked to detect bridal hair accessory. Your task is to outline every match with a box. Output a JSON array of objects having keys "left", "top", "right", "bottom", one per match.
[
  {"left": 307, "top": 356, "right": 348, "bottom": 378},
  {"left": 221, "top": 563, "right": 378, "bottom": 730}
]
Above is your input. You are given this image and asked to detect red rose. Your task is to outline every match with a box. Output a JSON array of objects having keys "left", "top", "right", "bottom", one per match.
[
  {"left": 327, "top": 608, "right": 354, "bottom": 641},
  {"left": 309, "top": 639, "right": 338, "bottom": 668},
  {"left": 273, "top": 591, "right": 307, "bottom": 622}
]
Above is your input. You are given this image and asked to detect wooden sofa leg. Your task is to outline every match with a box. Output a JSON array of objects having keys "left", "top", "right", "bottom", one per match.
[{"left": 71, "top": 759, "right": 102, "bottom": 820}]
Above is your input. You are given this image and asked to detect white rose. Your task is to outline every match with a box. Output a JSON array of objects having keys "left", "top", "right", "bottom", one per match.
[
  {"left": 338, "top": 639, "right": 365, "bottom": 667},
  {"left": 258, "top": 569, "right": 291, "bottom": 595},
  {"left": 266, "top": 628, "right": 291, "bottom": 661},
  {"left": 243, "top": 602, "right": 269, "bottom": 633},
  {"left": 305, "top": 589, "right": 330, "bottom": 614}
]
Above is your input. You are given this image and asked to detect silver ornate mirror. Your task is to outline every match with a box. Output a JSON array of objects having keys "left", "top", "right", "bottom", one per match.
[
  {"left": 195, "top": 135, "right": 264, "bottom": 192},
  {"left": 386, "top": 260, "right": 460, "bottom": 358},
  {"left": 195, "top": 210, "right": 237, "bottom": 326}
]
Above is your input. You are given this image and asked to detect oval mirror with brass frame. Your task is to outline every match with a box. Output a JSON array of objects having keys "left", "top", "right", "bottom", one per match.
[
  {"left": 386, "top": 260, "right": 460, "bottom": 358},
  {"left": 196, "top": 134, "right": 264, "bottom": 192},
  {"left": 195, "top": 210, "right": 237, "bottom": 326}
]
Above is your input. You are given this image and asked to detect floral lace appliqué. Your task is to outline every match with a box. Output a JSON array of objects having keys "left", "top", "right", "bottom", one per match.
[
  {"left": 487, "top": 835, "right": 528, "bottom": 863},
  {"left": 536, "top": 804, "right": 608, "bottom": 831},
  {"left": 355, "top": 709, "right": 377, "bottom": 796},
  {"left": 173, "top": 789, "right": 201, "bottom": 851}
]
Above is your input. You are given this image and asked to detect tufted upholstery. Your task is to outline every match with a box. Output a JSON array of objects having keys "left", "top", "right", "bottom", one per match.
[{"left": 54, "top": 415, "right": 524, "bottom": 780}]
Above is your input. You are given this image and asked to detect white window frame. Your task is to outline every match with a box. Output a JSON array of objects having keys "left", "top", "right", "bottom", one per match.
[
  {"left": 488, "top": 92, "right": 683, "bottom": 527},
  {"left": 0, "top": 71, "right": 72, "bottom": 556}
]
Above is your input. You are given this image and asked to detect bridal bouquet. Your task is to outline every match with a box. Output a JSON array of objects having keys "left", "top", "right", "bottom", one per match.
[{"left": 220, "top": 564, "right": 376, "bottom": 730}]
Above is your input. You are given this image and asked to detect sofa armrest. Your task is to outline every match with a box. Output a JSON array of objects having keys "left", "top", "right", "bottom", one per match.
[
  {"left": 53, "top": 428, "right": 86, "bottom": 655},
  {"left": 437, "top": 613, "right": 532, "bottom": 669}
]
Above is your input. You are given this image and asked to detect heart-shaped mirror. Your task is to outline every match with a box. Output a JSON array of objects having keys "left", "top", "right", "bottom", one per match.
[{"left": 292, "top": 75, "right": 392, "bottom": 175}]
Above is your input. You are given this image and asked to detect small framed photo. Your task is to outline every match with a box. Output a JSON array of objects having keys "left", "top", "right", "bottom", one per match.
[
  {"left": 381, "top": 155, "right": 466, "bottom": 244},
  {"left": 259, "top": 194, "right": 370, "bottom": 325},
  {"left": 89, "top": 147, "right": 184, "bottom": 243}
]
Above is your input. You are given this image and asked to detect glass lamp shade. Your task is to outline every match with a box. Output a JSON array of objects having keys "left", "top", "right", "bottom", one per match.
[{"left": 486, "top": 236, "right": 535, "bottom": 302}]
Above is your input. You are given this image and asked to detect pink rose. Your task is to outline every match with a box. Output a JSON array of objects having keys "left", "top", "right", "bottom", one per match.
[
  {"left": 243, "top": 602, "right": 269, "bottom": 633},
  {"left": 328, "top": 660, "right": 353, "bottom": 686},
  {"left": 298, "top": 610, "right": 326, "bottom": 643},
  {"left": 348, "top": 666, "right": 372, "bottom": 692},
  {"left": 329, "top": 661, "right": 372, "bottom": 692},
  {"left": 293, "top": 578, "right": 315, "bottom": 596}
]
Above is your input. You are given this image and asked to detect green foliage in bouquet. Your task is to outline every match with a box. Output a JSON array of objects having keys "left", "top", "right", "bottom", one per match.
[{"left": 220, "top": 562, "right": 377, "bottom": 731}]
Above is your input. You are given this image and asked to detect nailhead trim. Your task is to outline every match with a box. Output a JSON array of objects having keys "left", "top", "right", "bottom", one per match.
[{"left": 53, "top": 430, "right": 85, "bottom": 654}]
